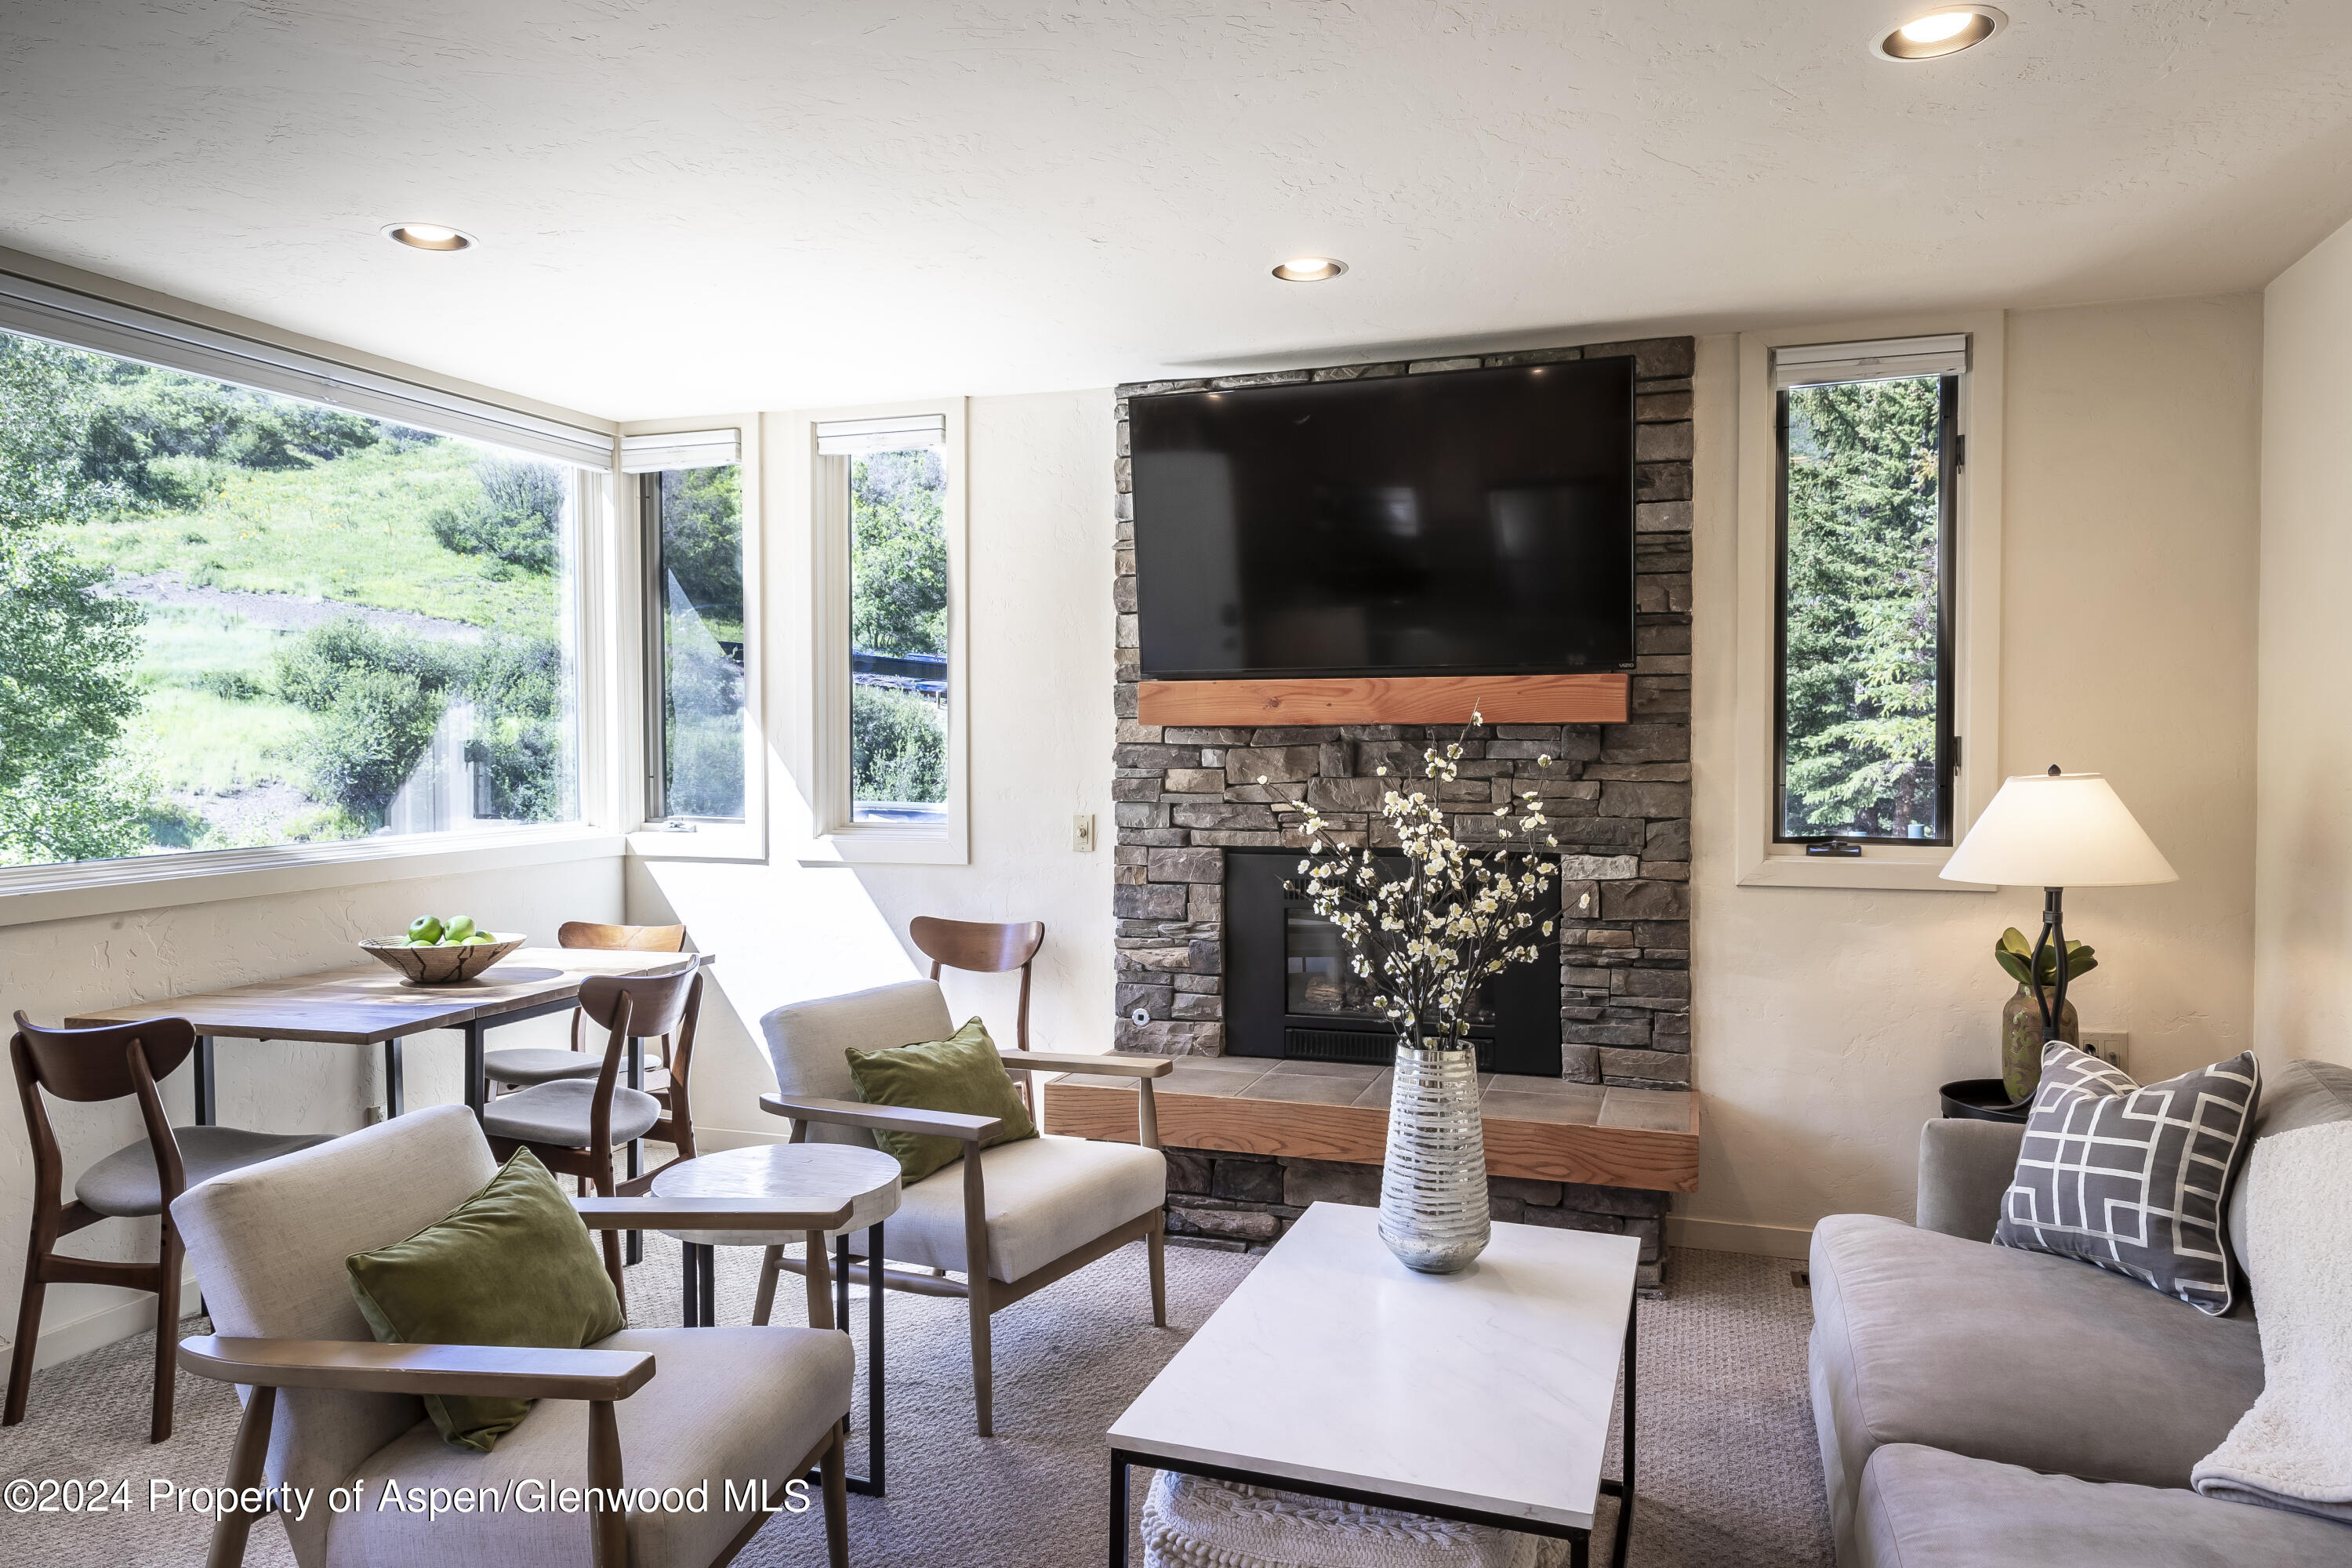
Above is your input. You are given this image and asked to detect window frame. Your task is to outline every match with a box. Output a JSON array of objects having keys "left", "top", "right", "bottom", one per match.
[
  {"left": 619, "top": 417, "right": 767, "bottom": 864},
  {"left": 1732, "top": 315, "right": 2004, "bottom": 891},
  {"left": 1771, "top": 368, "right": 1960, "bottom": 848},
  {"left": 0, "top": 262, "right": 628, "bottom": 927},
  {"left": 797, "top": 398, "right": 970, "bottom": 866}
]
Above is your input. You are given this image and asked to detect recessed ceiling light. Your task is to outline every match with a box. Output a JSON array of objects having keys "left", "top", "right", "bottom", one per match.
[
  {"left": 380, "top": 222, "right": 476, "bottom": 252},
  {"left": 1873, "top": 5, "right": 2004, "bottom": 60},
  {"left": 1272, "top": 256, "right": 1347, "bottom": 283}
]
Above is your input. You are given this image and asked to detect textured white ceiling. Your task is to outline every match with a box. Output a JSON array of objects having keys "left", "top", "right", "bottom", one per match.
[{"left": 5, "top": 2, "right": 2351, "bottom": 419}]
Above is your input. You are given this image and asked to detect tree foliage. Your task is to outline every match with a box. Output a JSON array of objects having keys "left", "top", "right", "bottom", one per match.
[
  {"left": 0, "top": 336, "right": 151, "bottom": 865},
  {"left": 851, "top": 684, "right": 946, "bottom": 807},
  {"left": 430, "top": 453, "right": 565, "bottom": 575},
  {"left": 659, "top": 464, "right": 741, "bottom": 622},
  {"left": 275, "top": 619, "right": 458, "bottom": 826},
  {"left": 1780, "top": 376, "right": 1944, "bottom": 839},
  {"left": 851, "top": 448, "right": 946, "bottom": 657}
]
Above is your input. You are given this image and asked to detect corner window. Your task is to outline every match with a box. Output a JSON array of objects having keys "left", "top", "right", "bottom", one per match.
[
  {"left": 811, "top": 412, "right": 962, "bottom": 851},
  {"left": 630, "top": 431, "right": 746, "bottom": 826},
  {"left": 1773, "top": 336, "right": 1962, "bottom": 847},
  {"left": 0, "top": 324, "right": 586, "bottom": 870}
]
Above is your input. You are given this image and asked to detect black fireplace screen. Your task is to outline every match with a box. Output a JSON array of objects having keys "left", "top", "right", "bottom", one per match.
[{"left": 1225, "top": 848, "right": 1561, "bottom": 1074}]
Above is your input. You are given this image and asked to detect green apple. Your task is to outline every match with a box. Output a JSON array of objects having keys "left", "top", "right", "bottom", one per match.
[
  {"left": 463, "top": 933, "right": 495, "bottom": 945},
  {"left": 443, "top": 915, "right": 477, "bottom": 942},
  {"left": 408, "top": 915, "right": 444, "bottom": 943}
]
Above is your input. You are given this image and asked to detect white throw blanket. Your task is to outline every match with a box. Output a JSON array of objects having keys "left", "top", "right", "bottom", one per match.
[{"left": 2192, "top": 1119, "right": 2352, "bottom": 1522}]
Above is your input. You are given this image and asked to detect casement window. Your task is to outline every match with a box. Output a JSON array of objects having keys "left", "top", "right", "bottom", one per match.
[
  {"left": 626, "top": 430, "right": 748, "bottom": 829},
  {"left": 1773, "top": 336, "right": 1964, "bottom": 846},
  {"left": 1734, "top": 321, "right": 2002, "bottom": 891},
  {"left": 807, "top": 406, "right": 967, "bottom": 863},
  {"left": 0, "top": 278, "right": 609, "bottom": 885}
]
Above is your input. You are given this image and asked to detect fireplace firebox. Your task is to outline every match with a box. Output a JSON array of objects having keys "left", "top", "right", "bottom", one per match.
[{"left": 1224, "top": 848, "right": 1563, "bottom": 1075}]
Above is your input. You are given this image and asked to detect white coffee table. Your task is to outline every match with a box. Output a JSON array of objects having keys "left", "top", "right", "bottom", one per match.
[
  {"left": 652, "top": 1142, "right": 902, "bottom": 1493},
  {"left": 1107, "top": 1200, "right": 1640, "bottom": 1568}
]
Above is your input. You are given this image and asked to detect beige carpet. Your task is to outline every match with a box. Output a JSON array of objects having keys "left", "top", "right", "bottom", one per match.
[{"left": 0, "top": 1243, "right": 1829, "bottom": 1567}]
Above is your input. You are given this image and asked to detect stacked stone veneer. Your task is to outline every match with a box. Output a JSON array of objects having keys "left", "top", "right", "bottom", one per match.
[
  {"left": 1110, "top": 334, "right": 1696, "bottom": 1087},
  {"left": 1109, "top": 335, "right": 1694, "bottom": 1290}
]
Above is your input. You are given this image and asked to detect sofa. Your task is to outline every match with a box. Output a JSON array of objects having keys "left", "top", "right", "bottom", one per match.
[{"left": 1808, "top": 1058, "right": 2352, "bottom": 1567}]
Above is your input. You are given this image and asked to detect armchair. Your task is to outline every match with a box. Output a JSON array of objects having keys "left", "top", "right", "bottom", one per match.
[
  {"left": 759, "top": 979, "right": 1171, "bottom": 1436},
  {"left": 169, "top": 1104, "right": 855, "bottom": 1568}
]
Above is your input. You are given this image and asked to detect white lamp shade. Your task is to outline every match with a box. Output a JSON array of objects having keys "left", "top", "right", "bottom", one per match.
[{"left": 1940, "top": 771, "right": 2178, "bottom": 888}]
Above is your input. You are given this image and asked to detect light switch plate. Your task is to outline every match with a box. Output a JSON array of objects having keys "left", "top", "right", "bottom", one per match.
[
  {"left": 2082, "top": 1030, "right": 2129, "bottom": 1074},
  {"left": 1073, "top": 813, "right": 1097, "bottom": 852}
]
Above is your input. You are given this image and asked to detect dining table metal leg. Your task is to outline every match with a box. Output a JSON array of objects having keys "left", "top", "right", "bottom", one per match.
[
  {"left": 194, "top": 1036, "right": 215, "bottom": 1126},
  {"left": 463, "top": 1021, "right": 486, "bottom": 1116},
  {"left": 624, "top": 1036, "right": 644, "bottom": 1266},
  {"left": 383, "top": 1038, "right": 404, "bottom": 1118},
  {"left": 681, "top": 1241, "right": 699, "bottom": 1327}
]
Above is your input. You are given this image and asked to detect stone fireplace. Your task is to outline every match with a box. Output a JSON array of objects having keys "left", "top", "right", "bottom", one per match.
[{"left": 1087, "top": 334, "right": 1696, "bottom": 1283}]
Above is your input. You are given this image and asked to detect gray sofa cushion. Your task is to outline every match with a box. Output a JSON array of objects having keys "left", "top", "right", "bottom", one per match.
[
  {"left": 1855, "top": 1443, "right": 2352, "bottom": 1568},
  {"left": 1809, "top": 1214, "right": 2264, "bottom": 1557}
]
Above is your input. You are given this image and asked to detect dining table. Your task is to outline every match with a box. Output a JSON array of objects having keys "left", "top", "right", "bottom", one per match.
[{"left": 64, "top": 946, "right": 716, "bottom": 1126}]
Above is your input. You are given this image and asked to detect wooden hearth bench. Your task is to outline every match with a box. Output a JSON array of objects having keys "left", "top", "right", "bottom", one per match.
[{"left": 1039, "top": 1056, "right": 1697, "bottom": 1192}]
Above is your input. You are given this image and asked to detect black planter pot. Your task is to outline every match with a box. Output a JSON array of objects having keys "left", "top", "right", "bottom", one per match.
[{"left": 1939, "top": 1078, "right": 2032, "bottom": 1123}]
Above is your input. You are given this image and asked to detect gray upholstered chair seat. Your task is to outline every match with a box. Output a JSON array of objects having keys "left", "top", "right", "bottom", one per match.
[
  {"left": 326, "top": 1324, "right": 851, "bottom": 1568},
  {"left": 1809, "top": 1213, "right": 2266, "bottom": 1555},
  {"left": 479, "top": 1080, "right": 662, "bottom": 1149},
  {"left": 863, "top": 1132, "right": 1166, "bottom": 1284},
  {"left": 1853, "top": 1443, "right": 2352, "bottom": 1568},
  {"left": 76, "top": 1127, "right": 332, "bottom": 1218}
]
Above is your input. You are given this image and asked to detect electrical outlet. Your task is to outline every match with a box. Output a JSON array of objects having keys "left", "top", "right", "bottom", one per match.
[
  {"left": 363, "top": 1104, "right": 386, "bottom": 1125},
  {"left": 2082, "top": 1031, "right": 2129, "bottom": 1074},
  {"left": 1073, "top": 813, "right": 1097, "bottom": 852}
]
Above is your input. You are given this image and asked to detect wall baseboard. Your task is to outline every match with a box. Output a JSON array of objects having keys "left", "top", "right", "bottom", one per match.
[
  {"left": 1668, "top": 1215, "right": 1817, "bottom": 1260},
  {"left": 693, "top": 1123, "right": 797, "bottom": 1152},
  {"left": 9, "top": 1275, "right": 197, "bottom": 1373}
]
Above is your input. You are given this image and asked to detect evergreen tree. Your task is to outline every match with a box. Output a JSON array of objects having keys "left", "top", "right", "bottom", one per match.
[{"left": 1781, "top": 376, "right": 1944, "bottom": 839}]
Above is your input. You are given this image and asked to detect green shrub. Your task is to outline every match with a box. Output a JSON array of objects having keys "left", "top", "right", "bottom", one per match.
[
  {"left": 274, "top": 617, "right": 458, "bottom": 826},
  {"left": 465, "top": 635, "right": 569, "bottom": 822},
  {"left": 851, "top": 684, "right": 945, "bottom": 807},
  {"left": 430, "top": 455, "right": 565, "bottom": 574}
]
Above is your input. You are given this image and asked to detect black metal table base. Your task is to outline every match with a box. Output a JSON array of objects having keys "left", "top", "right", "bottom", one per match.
[
  {"left": 1108, "top": 1305, "right": 1636, "bottom": 1568},
  {"left": 682, "top": 1222, "right": 887, "bottom": 1497}
]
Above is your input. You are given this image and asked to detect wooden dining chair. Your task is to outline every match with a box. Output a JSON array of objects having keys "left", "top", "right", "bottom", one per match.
[
  {"left": 481, "top": 920, "right": 690, "bottom": 1092},
  {"left": 910, "top": 916, "right": 1045, "bottom": 1110},
  {"left": 478, "top": 961, "right": 701, "bottom": 1305},
  {"left": 6, "top": 1011, "right": 328, "bottom": 1442}
]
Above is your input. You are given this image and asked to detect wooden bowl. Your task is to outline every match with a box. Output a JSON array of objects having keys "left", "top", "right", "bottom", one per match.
[{"left": 358, "top": 933, "right": 527, "bottom": 985}]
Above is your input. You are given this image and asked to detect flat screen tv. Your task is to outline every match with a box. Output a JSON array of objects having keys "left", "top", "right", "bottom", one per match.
[{"left": 1130, "top": 358, "right": 1635, "bottom": 681}]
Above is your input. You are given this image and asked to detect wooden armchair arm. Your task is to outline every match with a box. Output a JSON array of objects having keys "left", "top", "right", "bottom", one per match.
[
  {"left": 760, "top": 1092, "right": 1003, "bottom": 1142},
  {"left": 574, "top": 1195, "right": 854, "bottom": 1231},
  {"left": 1001, "top": 1050, "right": 1172, "bottom": 1077},
  {"left": 178, "top": 1335, "right": 655, "bottom": 1401}
]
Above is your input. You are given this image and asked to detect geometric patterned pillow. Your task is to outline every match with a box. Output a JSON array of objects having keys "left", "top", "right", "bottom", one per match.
[{"left": 1994, "top": 1042, "right": 2260, "bottom": 1316}]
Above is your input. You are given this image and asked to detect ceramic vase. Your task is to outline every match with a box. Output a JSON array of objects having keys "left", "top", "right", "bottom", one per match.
[
  {"left": 1376, "top": 1040, "right": 1490, "bottom": 1272},
  {"left": 2001, "top": 983, "right": 2079, "bottom": 1103}
]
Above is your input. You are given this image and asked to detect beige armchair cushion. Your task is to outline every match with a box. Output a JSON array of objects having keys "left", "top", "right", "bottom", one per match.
[
  {"left": 324, "top": 1325, "right": 851, "bottom": 1568},
  {"left": 760, "top": 979, "right": 955, "bottom": 1150},
  {"left": 871, "top": 1133, "right": 1166, "bottom": 1283},
  {"left": 171, "top": 1105, "right": 501, "bottom": 1568}
]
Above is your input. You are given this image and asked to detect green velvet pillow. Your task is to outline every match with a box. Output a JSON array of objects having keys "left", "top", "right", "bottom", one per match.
[
  {"left": 845, "top": 1016, "right": 1038, "bottom": 1185},
  {"left": 345, "top": 1147, "right": 624, "bottom": 1453}
]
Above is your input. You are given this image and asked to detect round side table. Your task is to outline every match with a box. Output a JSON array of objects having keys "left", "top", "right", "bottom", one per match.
[{"left": 652, "top": 1143, "right": 901, "bottom": 1493}]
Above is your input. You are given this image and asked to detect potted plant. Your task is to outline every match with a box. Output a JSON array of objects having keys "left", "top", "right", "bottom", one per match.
[
  {"left": 1267, "top": 715, "right": 1563, "bottom": 1273},
  {"left": 1993, "top": 926, "right": 2096, "bottom": 1102}
]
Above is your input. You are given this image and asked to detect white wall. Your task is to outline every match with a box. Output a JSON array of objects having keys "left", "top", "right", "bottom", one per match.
[
  {"left": 2255, "top": 219, "right": 2352, "bottom": 1073},
  {"left": 0, "top": 857, "right": 619, "bottom": 1364},
  {"left": 630, "top": 388, "right": 1119, "bottom": 1143},
  {"left": 1684, "top": 295, "right": 2265, "bottom": 1252}
]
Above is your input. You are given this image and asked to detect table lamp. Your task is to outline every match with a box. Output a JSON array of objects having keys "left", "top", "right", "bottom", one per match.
[{"left": 1940, "top": 767, "right": 2177, "bottom": 1046}]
